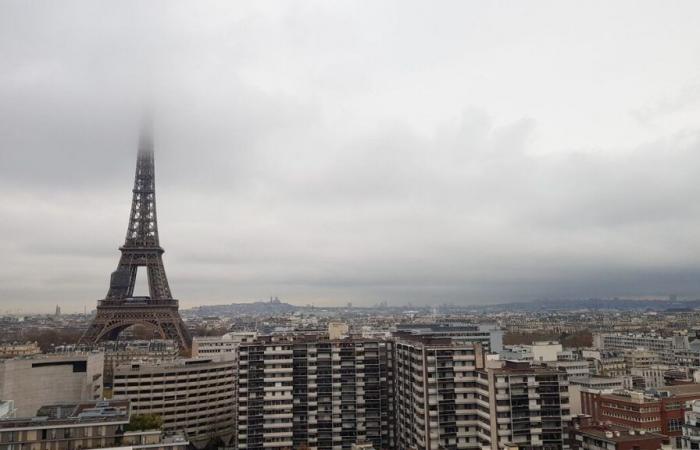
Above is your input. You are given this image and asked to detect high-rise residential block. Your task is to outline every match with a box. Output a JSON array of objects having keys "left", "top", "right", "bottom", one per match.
[
  {"left": 393, "top": 335, "right": 491, "bottom": 450},
  {"left": 485, "top": 360, "right": 572, "bottom": 450},
  {"left": 236, "top": 335, "right": 395, "bottom": 450}
]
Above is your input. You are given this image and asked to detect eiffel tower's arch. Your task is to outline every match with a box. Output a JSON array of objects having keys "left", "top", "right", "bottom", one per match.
[{"left": 79, "top": 124, "right": 191, "bottom": 354}]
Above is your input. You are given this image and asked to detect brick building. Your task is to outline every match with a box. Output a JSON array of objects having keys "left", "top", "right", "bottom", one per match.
[
  {"left": 582, "top": 385, "right": 700, "bottom": 447},
  {"left": 571, "top": 424, "right": 668, "bottom": 450}
]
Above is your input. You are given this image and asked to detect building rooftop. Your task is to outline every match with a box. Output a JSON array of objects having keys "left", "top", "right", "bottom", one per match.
[
  {"left": 0, "top": 401, "right": 129, "bottom": 429},
  {"left": 114, "top": 357, "right": 233, "bottom": 372},
  {"left": 578, "top": 425, "right": 667, "bottom": 443}
]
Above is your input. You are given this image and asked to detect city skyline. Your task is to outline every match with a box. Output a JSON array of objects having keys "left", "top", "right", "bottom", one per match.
[{"left": 3, "top": 1, "right": 700, "bottom": 312}]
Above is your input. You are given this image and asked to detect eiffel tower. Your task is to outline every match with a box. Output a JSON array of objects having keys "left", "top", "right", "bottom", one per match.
[{"left": 80, "top": 125, "right": 191, "bottom": 353}]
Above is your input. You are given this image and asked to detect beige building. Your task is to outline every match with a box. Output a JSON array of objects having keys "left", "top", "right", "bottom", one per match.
[
  {"left": 191, "top": 332, "right": 257, "bottom": 360},
  {"left": 0, "top": 342, "right": 41, "bottom": 359},
  {"left": 0, "top": 400, "right": 187, "bottom": 450},
  {"left": 327, "top": 322, "right": 349, "bottom": 340},
  {"left": 112, "top": 358, "right": 236, "bottom": 448},
  {"left": 102, "top": 340, "right": 179, "bottom": 386},
  {"left": 0, "top": 352, "right": 104, "bottom": 417}
]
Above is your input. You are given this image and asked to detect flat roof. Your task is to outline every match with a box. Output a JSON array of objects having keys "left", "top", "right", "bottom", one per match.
[{"left": 579, "top": 426, "right": 667, "bottom": 443}]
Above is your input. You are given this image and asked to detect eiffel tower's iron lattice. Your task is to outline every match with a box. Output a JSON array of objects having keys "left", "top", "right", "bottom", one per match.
[{"left": 80, "top": 127, "right": 191, "bottom": 353}]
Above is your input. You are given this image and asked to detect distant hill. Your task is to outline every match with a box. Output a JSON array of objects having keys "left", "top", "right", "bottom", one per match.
[{"left": 186, "top": 298, "right": 298, "bottom": 316}]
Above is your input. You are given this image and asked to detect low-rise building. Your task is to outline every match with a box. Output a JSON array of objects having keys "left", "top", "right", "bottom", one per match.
[
  {"left": 571, "top": 424, "right": 668, "bottom": 450},
  {"left": 582, "top": 385, "right": 700, "bottom": 448},
  {"left": 0, "top": 353, "right": 104, "bottom": 417},
  {"left": 582, "top": 350, "right": 627, "bottom": 378},
  {"left": 594, "top": 334, "right": 686, "bottom": 365},
  {"left": 0, "top": 401, "right": 187, "bottom": 450},
  {"left": 0, "top": 342, "right": 41, "bottom": 359}
]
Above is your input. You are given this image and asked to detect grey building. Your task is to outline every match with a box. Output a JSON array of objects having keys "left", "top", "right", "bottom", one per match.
[
  {"left": 485, "top": 360, "right": 572, "bottom": 450},
  {"left": 236, "top": 335, "right": 395, "bottom": 450},
  {"left": 394, "top": 335, "right": 491, "bottom": 450},
  {"left": 394, "top": 323, "right": 503, "bottom": 353}
]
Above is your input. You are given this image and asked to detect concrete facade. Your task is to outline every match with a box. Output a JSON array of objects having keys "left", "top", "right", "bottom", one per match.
[
  {"left": 394, "top": 336, "right": 490, "bottom": 450},
  {"left": 0, "top": 353, "right": 104, "bottom": 417},
  {"left": 112, "top": 358, "right": 236, "bottom": 447},
  {"left": 236, "top": 335, "right": 395, "bottom": 450}
]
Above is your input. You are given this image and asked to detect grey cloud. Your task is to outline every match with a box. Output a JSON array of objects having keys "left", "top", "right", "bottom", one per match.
[{"left": 3, "top": 1, "right": 700, "bottom": 312}]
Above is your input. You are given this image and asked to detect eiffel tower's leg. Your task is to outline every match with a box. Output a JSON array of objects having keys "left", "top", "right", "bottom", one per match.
[{"left": 80, "top": 123, "right": 192, "bottom": 355}]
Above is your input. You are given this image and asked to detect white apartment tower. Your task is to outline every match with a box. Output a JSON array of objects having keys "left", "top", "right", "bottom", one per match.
[{"left": 236, "top": 335, "right": 395, "bottom": 450}]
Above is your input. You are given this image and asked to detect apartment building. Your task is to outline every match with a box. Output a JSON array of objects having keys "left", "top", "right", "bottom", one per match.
[
  {"left": 112, "top": 358, "right": 236, "bottom": 448},
  {"left": 548, "top": 360, "right": 591, "bottom": 378},
  {"left": 582, "top": 351, "right": 627, "bottom": 378},
  {"left": 393, "top": 335, "right": 490, "bottom": 450},
  {"left": 624, "top": 350, "right": 661, "bottom": 370},
  {"left": 0, "top": 400, "right": 188, "bottom": 450},
  {"left": 485, "top": 360, "right": 572, "bottom": 450},
  {"left": 102, "top": 340, "right": 179, "bottom": 386},
  {"left": 582, "top": 385, "right": 700, "bottom": 448},
  {"left": 683, "top": 400, "right": 700, "bottom": 450},
  {"left": 568, "top": 376, "right": 625, "bottom": 415},
  {"left": 394, "top": 323, "right": 503, "bottom": 353},
  {"left": 236, "top": 335, "right": 395, "bottom": 450},
  {"left": 630, "top": 365, "right": 672, "bottom": 389},
  {"left": 0, "top": 352, "right": 103, "bottom": 417},
  {"left": 594, "top": 334, "right": 688, "bottom": 365},
  {"left": 191, "top": 332, "right": 258, "bottom": 360}
]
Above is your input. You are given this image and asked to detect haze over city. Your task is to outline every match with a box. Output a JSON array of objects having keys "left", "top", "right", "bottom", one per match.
[{"left": 3, "top": 1, "right": 700, "bottom": 312}]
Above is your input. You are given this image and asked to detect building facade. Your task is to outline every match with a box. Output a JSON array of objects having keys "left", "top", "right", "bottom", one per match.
[
  {"left": 571, "top": 424, "right": 668, "bottom": 450},
  {"left": 0, "top": 353, "right": 104, "bottom": 417},
  {"left": 0, "top": 401, "right": 187, "bottom": 450},
  {"left": 0, "top": 342, "right": 41, "bottom": 359},
  {"left": 394, "top": 335, "right": 490, "bottom": 450},
  {"left": 236, "top": 335, "right": 395, "bottom": 450},
  {"left": 394, "top": 323, "right": 503, "bottom": 353},
  {"left": 112, "top": 358, "right": 236, "bottom": 447},
  {"left": 485, "top": 361, "right": 572, "bottom": 450},
  {"left": 191, "top": 332, "right": 258, "bottom": 360},
  {"left": 582, "top": 385, "right": 700, "bottom": 448}
]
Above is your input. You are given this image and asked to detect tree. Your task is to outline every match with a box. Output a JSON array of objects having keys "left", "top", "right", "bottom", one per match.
[{"left": 125, "top": 414, "right": 163, "bottom": 431}]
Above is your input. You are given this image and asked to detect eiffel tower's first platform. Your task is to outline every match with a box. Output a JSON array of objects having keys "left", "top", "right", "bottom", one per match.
[{"left": 80, "top": 126, "right": 191, "bottom": 353}]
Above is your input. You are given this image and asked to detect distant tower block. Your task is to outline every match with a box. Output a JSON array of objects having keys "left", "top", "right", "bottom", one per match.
[{"left": 79, "top": 125, "right": 191, "bottom": 353}]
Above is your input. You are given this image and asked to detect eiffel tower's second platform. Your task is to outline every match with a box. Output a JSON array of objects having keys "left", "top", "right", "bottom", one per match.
[{"left": 79, "top": 124, "right": 191, "bottom": 353}]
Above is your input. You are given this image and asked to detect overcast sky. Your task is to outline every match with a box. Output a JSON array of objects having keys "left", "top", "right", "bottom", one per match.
[{"left": 2, "top": 1, "right": 700, "bottom": 313}]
